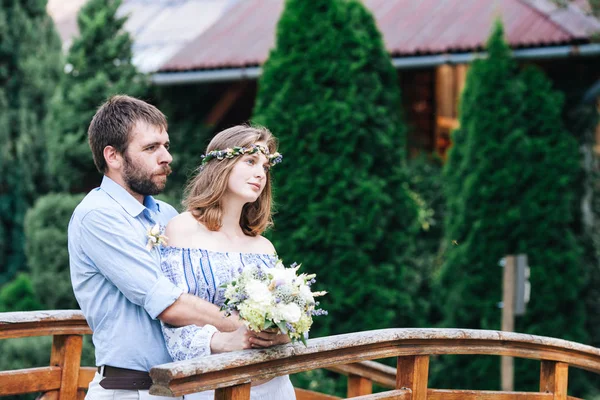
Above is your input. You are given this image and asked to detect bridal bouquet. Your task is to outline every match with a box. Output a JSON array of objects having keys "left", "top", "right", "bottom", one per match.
[{"left": 221, "top": 260, "right": 327, "bottom": 345}]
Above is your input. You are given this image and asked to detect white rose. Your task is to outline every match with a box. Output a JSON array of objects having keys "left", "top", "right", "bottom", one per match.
[
  {"left": 273, "top": 302, "right": 301, "bottom": 323},
  {"left": 299, "top": 284, "right": 314, "bottom": 303},
  {"left": 245, "top": 279, "right": 273, "bottom": 305}
]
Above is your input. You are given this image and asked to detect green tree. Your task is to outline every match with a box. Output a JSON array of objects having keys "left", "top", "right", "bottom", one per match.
[
  {"left": 46, "top": 0, "right": 147, "bottom": 192},
  {"left": 0, "top": 0, "right": 63, "bottom": 285},
  {"left": 24, "top": 193, "right": 85, "bottom": 309},
  {"left": 253, "top": 0, "right": 418, "bottom": 339},
  {"left": 437, "top": 21, "right": 587, "bottom": 394},
  {"left": 0, "top": 273, "right": 42, "bottom": 312}
]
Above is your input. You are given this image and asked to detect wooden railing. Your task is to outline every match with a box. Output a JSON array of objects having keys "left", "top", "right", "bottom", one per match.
[{"left": 2, "top": 311, "right": 600, "bottom": 400}]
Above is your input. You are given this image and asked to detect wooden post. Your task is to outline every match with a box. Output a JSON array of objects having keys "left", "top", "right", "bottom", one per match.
[
  {"left": 214, "top": 383, "right": 252, "bottom": 400},
  {"left": 540, "top": 361, "right": 568, "bottom": 399},
  {"left": 348, "top": 374, "right": 372, "bottom": 397},
  {"left": 501, "top": 255, "right": 515, "bottom": 391},
  {"left": 50, "top": 334, "right": 83, "bottom": 400},
  {"left": 396, "top": 355, "right": 429, "bottom": 400}
]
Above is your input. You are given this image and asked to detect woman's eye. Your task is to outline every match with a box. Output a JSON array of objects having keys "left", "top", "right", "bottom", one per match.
[
  {"left": 246, "top": 159, "right": 255, "bottom": 165},
  {"left": 263, "top": 165, "right": 270, "bottom": 173}
]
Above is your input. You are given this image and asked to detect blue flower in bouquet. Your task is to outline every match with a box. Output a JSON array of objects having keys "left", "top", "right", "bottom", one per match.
[{"left": 221, "top": 259, "right": 327, "bottom": 345}]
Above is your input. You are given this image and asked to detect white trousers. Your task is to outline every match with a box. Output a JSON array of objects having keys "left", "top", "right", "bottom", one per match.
[{"left": 85, "top": 372, "right": 183, "bottom": 400}]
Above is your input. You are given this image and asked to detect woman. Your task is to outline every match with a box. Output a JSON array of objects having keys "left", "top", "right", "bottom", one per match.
[{"left": 160, "top": 125, "right": 296, "bottom": 399}]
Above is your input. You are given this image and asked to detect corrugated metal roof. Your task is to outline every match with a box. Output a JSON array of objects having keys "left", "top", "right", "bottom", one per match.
[
  {"left": 160, "top": 0, "right": 600, "bottom": 72},
  {"left": 47, "top": 0, "right": 235, "bottom": 73}
]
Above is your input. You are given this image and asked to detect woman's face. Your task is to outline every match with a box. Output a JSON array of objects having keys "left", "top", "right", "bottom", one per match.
[{"left": 225, "top": 142, "right": 270, "bottom": 203}]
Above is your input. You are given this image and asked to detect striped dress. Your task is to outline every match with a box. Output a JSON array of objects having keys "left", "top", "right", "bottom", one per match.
[{"left": 160, "top": 247, "right": 296, "bottom": 400}]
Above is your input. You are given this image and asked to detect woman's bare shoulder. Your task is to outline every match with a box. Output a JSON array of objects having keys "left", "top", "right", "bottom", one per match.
[
  {"left": 165, "top": 212, "right": 205, "bottom": 241},
  {"left": 252, "top": 235, "right": 277, "bottom": 255}
]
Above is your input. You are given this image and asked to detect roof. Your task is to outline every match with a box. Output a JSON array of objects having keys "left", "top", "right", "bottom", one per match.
[
  {"left": 47, "top": 0, "right": 235, "bottom": 73},
  {"left": 160, "top": 0, "right": 600, "bottom": 72}
]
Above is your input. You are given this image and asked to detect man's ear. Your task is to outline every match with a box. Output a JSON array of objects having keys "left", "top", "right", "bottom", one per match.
[{"left": 103, "top": 146, "right": 123, "bottom": 171}]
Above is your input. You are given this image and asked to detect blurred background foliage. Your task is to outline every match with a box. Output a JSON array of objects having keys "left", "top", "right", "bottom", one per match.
[{"left": 1, "top": 0, "right": 600, "bottom": 398}]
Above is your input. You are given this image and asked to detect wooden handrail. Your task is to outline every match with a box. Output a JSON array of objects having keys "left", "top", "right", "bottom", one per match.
[
  {"left": 2, "top": 312, "right": 599, "bottom": 400},
  {"left": 148, "top": 328, "right": 600, "bottom": 397},
  {"left": 0, "top": 310, "right": 92, "bottom": 339}
]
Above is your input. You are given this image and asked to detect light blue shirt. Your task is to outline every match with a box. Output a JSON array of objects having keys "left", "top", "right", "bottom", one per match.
[{"left": 69, "top": 176, "right": 183, "bottom": 372}]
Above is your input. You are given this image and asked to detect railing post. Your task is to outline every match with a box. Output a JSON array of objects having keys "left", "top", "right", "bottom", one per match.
[
  {"left": 348, "top": 374, "right": 372, "bottom": 397},
  {"left": 214, "top": 382, "right": 251, "bottom": 400},
  {"left": 50, "top": 334, "right": 83, "bottom": 400},
  {"left": 396, "top": 355, "right": 429, "bottom": 400},
  {"left": 540, "top": 360, "right": 568, "bottom": 400}
]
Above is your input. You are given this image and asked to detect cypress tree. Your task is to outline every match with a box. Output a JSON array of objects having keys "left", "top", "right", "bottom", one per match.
[
  {"left": 437, "top": 21, "right": 587, "bottom": 393},
  {"left": 253, "top": 0, "right": 418, "bottom": 338},
  {"left": 46, "top": 0, "right": 147, "bottom": 192},
  {"left": 0, "top": 0, "right": 62, "bottom": 285},
  {"left": 24, "top": 193, "right": 85, "bottom": 310}
]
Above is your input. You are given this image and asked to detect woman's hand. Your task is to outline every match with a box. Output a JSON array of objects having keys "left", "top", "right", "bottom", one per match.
[
  {"left": 249, "top": 328, "right": 291, "bottom": 348},
  {"left": 210, "top": 325, "right": 255, "bottom": 353}
]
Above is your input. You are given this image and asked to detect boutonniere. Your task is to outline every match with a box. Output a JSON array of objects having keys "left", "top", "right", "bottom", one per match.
[{"left": 146, "top": 223, "right": 168, "bottom": 250}]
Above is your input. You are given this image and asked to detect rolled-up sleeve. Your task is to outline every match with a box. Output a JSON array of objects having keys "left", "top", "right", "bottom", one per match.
[
  {"left": 161, "top": 323, "right": 218, "bottom": 361},
  {"left": 79, "top": 209, "right": 183, "bottom": 319}
]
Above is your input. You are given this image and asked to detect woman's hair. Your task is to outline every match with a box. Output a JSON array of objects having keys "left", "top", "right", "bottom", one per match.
[{"left": 183, "top": 124, "right": 278, "bottom": 236}]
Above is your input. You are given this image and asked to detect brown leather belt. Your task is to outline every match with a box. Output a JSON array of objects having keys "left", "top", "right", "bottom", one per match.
[{"left": 98, "top": 365, "right": 153, "bottom": 390}]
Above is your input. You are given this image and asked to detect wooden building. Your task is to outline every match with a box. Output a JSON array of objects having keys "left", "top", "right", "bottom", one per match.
[{"left": 152, "top": 0, "right": 600, "bottom": 157}]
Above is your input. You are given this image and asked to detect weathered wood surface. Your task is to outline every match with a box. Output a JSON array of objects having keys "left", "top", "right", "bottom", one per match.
[
  {"left": 214, "top": 382, "right": 251, "bottom": 400},
  {"left": 427, "top": 390, "right": 553, "bottom": 399},
  {"left": 0, "top": 366, "right": 61, "bottom": 395},
  {"left": 396, "top": 355, "right": 429, "bottom": 400},
  {"left": 539, "top": 361, "right": 569, "bottom": 400},
  {"left": 295, "top": 387, "right": 341, "bottom": 400},
  {"left": 149, "top": 328, "right": 600, "bottom": 397},
  {"left": 348, "top": 374, "right": 372, "bottom": 397},
  {"left": 347, "top": 389, "right": 411, "bottom": 399},
  {"left": 426, "top": 390, "right": 583, "bottom": 400},
  {"left": 328, "top": 360, "right": 396, "bottom": 388},
  {"left": 78, "top": 367, "right": 96, "bottom": 388},
  {"left": 51, "top": 334, "right": 84, "bottom": 400},
  {"left": 0, "top": 310, "right": 91, "bottom": 339}
]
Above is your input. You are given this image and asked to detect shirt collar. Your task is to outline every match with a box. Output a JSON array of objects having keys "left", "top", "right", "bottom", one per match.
[{"left": 100, "top": 176, "right": 161, "bottom": 217}]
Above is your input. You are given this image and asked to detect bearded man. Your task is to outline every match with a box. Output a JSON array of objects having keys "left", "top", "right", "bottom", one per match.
[{"left": 68, "top": 95, "right": 241, "bottom": 399}]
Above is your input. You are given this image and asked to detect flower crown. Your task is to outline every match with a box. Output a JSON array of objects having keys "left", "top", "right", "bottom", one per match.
[{"left": 201, "top": 144, "right": 283, "bottom": 167}]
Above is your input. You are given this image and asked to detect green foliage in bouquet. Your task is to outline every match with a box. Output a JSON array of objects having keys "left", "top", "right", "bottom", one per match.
[
  {"left": 0, "top": 0, "right": 63, "bottom": 285},
  {"left": 437, "top": 20, "right": 588, "bottom": 394},
  {"left": 46, "top": 0, "right": 148, "bottom": 193},
  {"left": 253, "top": 0, "right": 419, "bottom": 340},
  {"left": 24, "top": 193, "right": 85, "bottom": 309}
]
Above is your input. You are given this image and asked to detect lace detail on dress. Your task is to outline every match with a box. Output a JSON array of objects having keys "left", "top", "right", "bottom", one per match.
[{"left": 159, "top": 247, "right": 278, "bottom": 361}]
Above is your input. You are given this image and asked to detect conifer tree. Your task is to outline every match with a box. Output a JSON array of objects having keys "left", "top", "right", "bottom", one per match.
[
  {"left": 0, "top": 0, "right": 62, "bottom": 284},
  {"left": 438, "top": 21, "right": 587, "bottom": 393},
  {"left": 47, "top": 0, "right": 147, "bottom": 192},
  {"left": 253, "top": 0, "right": 418, "bottom": 338},
  {"left": 25, "top": 193, "right": 85, "bottom": 309}
]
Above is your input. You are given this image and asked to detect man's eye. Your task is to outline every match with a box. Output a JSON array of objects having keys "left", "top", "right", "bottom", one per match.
[
  {"left": 147, "top": 146, "right": 156, "bottom": 151},
  {"left": 164, "top": 144, "right": 170, "bottom": 150}
]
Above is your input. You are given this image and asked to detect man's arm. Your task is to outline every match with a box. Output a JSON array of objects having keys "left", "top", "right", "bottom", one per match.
[
  {"left": 78, "top": 209, "right": 239, "bottom": 329},
  {"left": 158, "top": 293, "right": 242, "bottom": 332}
]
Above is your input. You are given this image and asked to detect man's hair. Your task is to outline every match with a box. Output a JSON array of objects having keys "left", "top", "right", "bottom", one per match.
[
  {"left": 88, "top": 95, "right": 168, "bottom": 173},
  {"left": 183, "top": 124, "right": 277, "bottom": 237}
]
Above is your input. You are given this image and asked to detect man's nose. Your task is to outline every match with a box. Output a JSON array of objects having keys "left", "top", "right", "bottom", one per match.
[{"left": 159, "top": 146, "right": 173, "bottom": 164}]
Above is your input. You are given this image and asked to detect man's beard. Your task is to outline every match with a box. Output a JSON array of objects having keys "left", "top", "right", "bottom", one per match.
[{"left": 123, "top": 155, "right": 172, "bottom": 196}]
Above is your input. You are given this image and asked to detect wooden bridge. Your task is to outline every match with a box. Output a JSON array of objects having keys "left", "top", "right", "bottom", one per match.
[{"left": 1, "top": 310, "right": 599, "bottom": 399}]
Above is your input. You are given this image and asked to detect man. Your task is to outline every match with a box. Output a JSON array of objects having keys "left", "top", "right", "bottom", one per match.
[{"left": 69, "top": 95, "right": 239, "bottom": 399}]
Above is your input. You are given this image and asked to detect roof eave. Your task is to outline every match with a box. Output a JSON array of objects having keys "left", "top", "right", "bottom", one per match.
[{"left": 151, "top": 43, "right": 600, "bottom": 86}]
